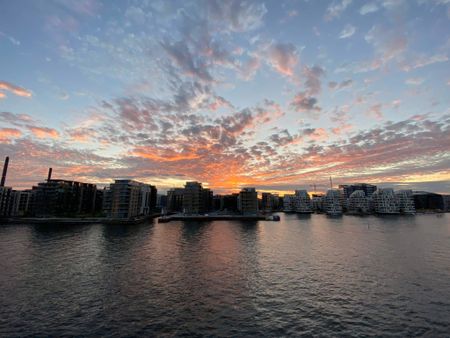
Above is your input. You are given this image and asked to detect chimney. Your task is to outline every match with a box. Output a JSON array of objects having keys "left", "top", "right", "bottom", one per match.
[
  {"left": 1, "top": 156, "right": 9, "bottom": 187},
  {"left": 47, "top": 167, "right": 53, "bottom": 181}
]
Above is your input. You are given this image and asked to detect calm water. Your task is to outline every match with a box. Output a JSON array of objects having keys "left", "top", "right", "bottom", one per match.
[{"left": 1, "top": 213, "right": 450, "bottom": 337}]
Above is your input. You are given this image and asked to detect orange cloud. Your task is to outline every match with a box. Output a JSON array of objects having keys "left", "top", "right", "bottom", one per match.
[
  {"left": 132, "top": 146, "right": 201, "bottom": 162},
  {"left": 67, "top": 128, "right": 96, "bottom": 142},
  {"left": 0, "top": 81, "right": 32, "bottom": 98},
  {"left": 0, "top": 128, "right": 22, "bottom": 142},
  {"left": 29, "top": 127, "right": 60, "bottom": 139}
]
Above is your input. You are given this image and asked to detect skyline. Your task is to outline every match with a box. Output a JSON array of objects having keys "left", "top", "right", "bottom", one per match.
[{"left": 1, "top": 0, "right": 450, "bottom": 194}]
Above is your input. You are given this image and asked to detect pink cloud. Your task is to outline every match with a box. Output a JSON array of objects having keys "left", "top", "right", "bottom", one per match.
[
  {"left": 0, "top": 128, "right": 22, "bottom": 142},
  {"left": 28, "top": 127, "right": 60, "bottom": 139},
  {"left": 267, "top": 42, "right": 299, "bottom": 77},
  {"left": 0, "top": 81, "right": 32, "bottom": 98}
]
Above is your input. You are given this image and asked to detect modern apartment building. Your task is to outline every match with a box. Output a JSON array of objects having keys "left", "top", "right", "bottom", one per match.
[
  {"left": 31, "top": 179, "right": 97, "bottom": 217},
  {"left": 167, "top": 188, "right": 184, "bottom": 212},
  {"left": 105, "top": 179, "right": 157, "bottom": 218},
  {"left": 395, "top": 190, "right": 415, "bottom": 214},
  {"left": 372, "top": 188, "right": 399, "bottom": 214},
  {"left": 283, "top": 194, "right": 296, "bottom": 212},
  {"left": 347, "top": 190, "right": 369, "bottom": 214},
  {"left": 339, "top": 183, "right": 377, "bottom": 198},
  {"left": 10, "top": 190, "right": 33, "bottom": 217},
  {"left": 294, "top": 190, "right": 312, "bottom": 213},
  {"left": 324, "top": 189, "right": 343, "bottom": 216},
  {"left": 238, "top": 187, "right": 258, "bottom": 215},
  {"left": 183, "top": 181, "right": 204, "bottom": 214}
]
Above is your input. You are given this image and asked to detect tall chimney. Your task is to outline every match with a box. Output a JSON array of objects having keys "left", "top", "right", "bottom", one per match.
[
  {"left": 47, "top": 167, "right": 53, "bottom": 181},
  {"left": 1, "top": 156, "right": 9, "bottom": 187}
]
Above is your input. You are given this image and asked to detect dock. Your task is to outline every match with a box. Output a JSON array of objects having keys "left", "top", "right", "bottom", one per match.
[
  {"left": 158, "top": 214, "right": 280, "bottom": 223},
  {"left": 1, "top": 213, "right": 161, "bottom": 225}
]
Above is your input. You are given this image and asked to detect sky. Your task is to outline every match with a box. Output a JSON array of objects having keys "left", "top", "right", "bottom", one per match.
[{"left": 0, "top": 0, "right": 449, "bottom": 194}]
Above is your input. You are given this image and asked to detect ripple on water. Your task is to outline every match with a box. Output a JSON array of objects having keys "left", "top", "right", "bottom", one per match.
[{"left": 0, "top": 214, "right": 450, "bottom": 336}]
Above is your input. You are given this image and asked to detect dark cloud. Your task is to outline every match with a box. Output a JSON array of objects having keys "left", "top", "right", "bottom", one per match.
[{"left": 290, "top": 92, "right": 321, "bottom": 114}]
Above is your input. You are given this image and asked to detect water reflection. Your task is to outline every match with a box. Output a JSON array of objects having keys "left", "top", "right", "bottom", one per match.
[{"left": 0, "top": 214, "right": 449, "bottom": 336}]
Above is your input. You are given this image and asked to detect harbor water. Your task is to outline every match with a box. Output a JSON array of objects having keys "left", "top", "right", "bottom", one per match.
[{"left": 1, "top": 213, "right": 449, "bottom": 336}]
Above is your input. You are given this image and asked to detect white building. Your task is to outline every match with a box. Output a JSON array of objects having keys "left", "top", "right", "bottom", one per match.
[
  {"left": 324, "top": 189, "right": 343, "bottom": 216},
  {"left": 10, "top": 190, "right": 33, "bottom": 217},
  {"left": 395, "top": 190, "right": 415, "bottom": 214},
  {"left": 372, "top": 188, "right": 399, "bottom": 214},
  {"left": 311, "top": 195, "right": 324, "bottom": 212},
  {"left": 347, "top": 190, "right": 369, "bottom": 214},
  {"left": 294, "top": 190, "right": 312, "bottom": 213},
  {"left": 283, "top": 194, "right": 296, "bottom": 212}
]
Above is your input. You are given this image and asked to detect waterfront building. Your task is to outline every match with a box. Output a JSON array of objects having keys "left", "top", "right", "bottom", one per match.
[
  {"left": 0, "top": 186, "right": 12, "bottom": 217},
  {"left": 339, "top": 183, "right": 377, "bottom": 198},
  {"left": 106, "top": 179, "right": 156, "bottom": 218},
  {"left": 157, "top": 194, "right": 167, "bottom": 209},
  {"left": 183, "top": 181, "right": 204, "bottom": 214},
  {"left": 324, "top": 189, "right": 343, "bottom": 216},
  {"left": 294, "top": 190, "right": 312, "bottom": 213},
  {"left": 412, "top": 191, "right": 445, "bottom": 211},
  {"left": 32, "top": 179, "right": 97, "bottom": 217},
  {"left": 347, "top": 190, "right": 369, "bottom": 214},
  {"left": 372, "top": 188, "right": 399, "bottom": 214},
  {"left": 262, "top": 192, "right": 280, "bottom": 211},
  {"left": 311, "top": 194, "right": 324, "bottom": 213},
  {"left": 167, "top": 188, "right": 184, "bottom": 212},
  {"left": 283, "top": 194, "right": 296, "bottom": 212},
  {"left": 139, "top": 184, "right": 158, "bottom": 215},
  {"left": 10, "top": 190, "right": 33, "bottom": 217},
  {"left": 395, "top": 190, "right": 415, "bottom": 214},
  {"left": 212, "top": 195, "right": 221, "bottom": 211},
  {"left": 443, "top": 195, "right": 450, "bottom": 212},
  {"left": 0, "top": 156, "right": 12, "bottom": 217},
  {"left": 202, "top": 188, "right": 214, "bottom": 213},
  {"left": 238, "top": 187, "right": 258, "bottom": 215},
  {"left": 220, "top": 193, "right": 239, "bottom": 212}
]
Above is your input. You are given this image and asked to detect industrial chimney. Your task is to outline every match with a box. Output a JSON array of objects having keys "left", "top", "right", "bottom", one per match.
[
  {"left": 47, "top": 167, "right": 53, "bottom": 181},
  {"left": 1, "top": 156, "right": 9, "bottom": 187}
]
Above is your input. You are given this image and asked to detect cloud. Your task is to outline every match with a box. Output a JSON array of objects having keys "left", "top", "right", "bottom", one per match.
[
  {"left": 0, "top": 32, "right": 21, "bottom": 46},
  {"left": 328, "top": 79, "right": 353, "bottom": 90},
  {"left": 0, "top": 128, "right": 22, "bottom": 142},
  {"left": 161, "top": 40, "right": 214, "bottom": 82},
  {"left": 28, "top": 126, "right": 60, "bottom": 139},
  {"left": 290, "top": 92, "right": 321, "bottom": 113},
  {"left": 329, "top": 105, "right": 353, "bottom": 135},
  {"left": 269, "top": 129, "right": 302, "bottom": 146},
  {"left": 303, "top": 127, "right": 329, "bottom": 141},
  {"left": 0, "top": 111, "right": 35, "bottom": 127},
  {"left": 325, "top": 0, "right": 352, "bottom": 21},
  {"left": 366, "top": 103, "right": 384, "bottom": 120},
  {"left": 67, "top": 128, "right": 96, "bottom": 142},
  {"left": 405, "top": 77, "right": 425, "bottom": 85},
  {"left": 365, "top": 25, "right": 407, "bottom": 64},
  {"left": 0, "top": 81, "right": 32, "bottom": 98},
  {"left": 359, "top": 2, "right": 379, "bottom": 14},
  {"left": 206, "top": 0, "right": 268, "bottom": 32},
  {"left": 401, "top": 54, "right": 448, "bottom": 72},
  {"left": 267, "top": 42, "right": 299, "bottom": 77},
  {"left": 303, "top": 65, "right": 325, "bottom": 95},
  {"left": 339, "top": 24, "right": 356, "bottom": 39}
]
